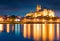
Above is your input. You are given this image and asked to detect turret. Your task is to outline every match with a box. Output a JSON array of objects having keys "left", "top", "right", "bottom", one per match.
[{"left": 36, "top": 5, "right": 41, "bottom": 11}]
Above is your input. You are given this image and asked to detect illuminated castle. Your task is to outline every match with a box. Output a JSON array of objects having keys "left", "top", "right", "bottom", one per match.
[
  {"left": 23, "top": 5, "right": 60, "bottom": 41},
  {"left": 25, "top": 5, "right": 55, "bottom": 17}
]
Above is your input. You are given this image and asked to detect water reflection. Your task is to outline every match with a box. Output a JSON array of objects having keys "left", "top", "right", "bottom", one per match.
[
  {"left": 23, "top": 24, "right": 27, "bottom": 38},
  {"left": 57, "top": 24, "right": 59, "bottom": 40},
  {"left": 27, "top": 24, "right": 31, "bottom": 38},
  {"left": 0, "top": 24, "right": 3, "bottom": 32},
  {"left": 49, "top": 24, "right": 54, "bottom": 41},
  {"left": 6, "top": 24, "right": 10, "bottom": 33},
  {"left": 15, "top": 24, "right": 20, "bottom": 35},
  {"left": 0, "top": 23, "right": 59, "bottom": 41},
  {"left": 15, "top": 24, "right": 18, "bottom": 35},
  {"left": 12, "top": 24, "right": 14, "bottom": 32},
  {"left": 42, "top": 23, "right": 47, "bottom": 41},
  {"left": 23, "top": 23, "right": 60, "bottom": 41}
]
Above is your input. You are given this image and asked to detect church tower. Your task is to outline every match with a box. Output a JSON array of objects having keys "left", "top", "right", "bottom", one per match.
[{"left": 36, "top": 5, "right": 41, "bottom": 11}]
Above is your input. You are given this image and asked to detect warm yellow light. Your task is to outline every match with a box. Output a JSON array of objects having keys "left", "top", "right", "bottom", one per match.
[
  {"left": 43, "top": 9, "right": 48, "bottom": 16},
  {"left": 12, "top": 24, "right": 14, "bottom": 32},
  {"left": 48, "top": 10, "right": 55, "bottom": 17},
  {"left": 49, "top": 23, "right": 54, "bottom": 40},
  {"left": 33, "top": 24, "right": 41, "bottom": 41},
  {"left": 57, "top": 24, "right": 59, "bottom": 40},
  {"left": 23, "top": 24, "right": 27, "bottom": 38},
  {"left": 36, "top": 24, "right": 41, "bottom": 40},
  {"left": 0, "top": 24, "right": 3, "bottom": 32},
  {"left": 0, "top": 17, "right": 3, "bottom": 32},
  {"left": 36, "top": 5, "right": 41, "bottom": 11},
  {"left": 33, "top": 12, "right": 37, "bottom": 17},
  {"left": 33, "top": 24, "right": 37, "bottom": 40},
  {"left": 42, "top": 19, "right": 45, "bottom": 22},
  {"left": 25, "top": 12, "right": 33, "bottom": 17},
  {"left": 0, "top": 17, "right": 4, "bottom": 21},
  {"left": 6, "top": 24, "right": 10, "bottom": 33},
  {"left": 25, "top": 5, "right": 55, "bottom": 18},
  {"left": 42, "top": 23, "right": 47, "bottom": 41},
  {"left": 27, "top": 24, "right": 31, "bottom": 38}
]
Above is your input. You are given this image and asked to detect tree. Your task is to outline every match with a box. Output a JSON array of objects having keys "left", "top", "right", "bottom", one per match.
[{"left": 10, "top": 15, "right": 16, "bottom": 23}]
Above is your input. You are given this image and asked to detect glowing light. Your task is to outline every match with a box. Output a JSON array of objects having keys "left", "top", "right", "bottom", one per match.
[
  {"left": 27, "top": 24, "right": 31, "bottom": 38},
  {"left": 33, "top": 13, "right": 37, "bottom": 17},
  {"left": 36, "top": 24, "right": 41, "bottom": 40},
  {"left": 39, "top": 24, "right": 41, "bottom": 39},
  {"left": 48, "top": 10, "right": 55, "bottom": 17},
  {"left": 6, "top": 24, "right": 10, "bottom": 33},
  {"left": 43, "top": 9, "right": 48, "bottom": 16},
  {"left": 0, "top": 24, "right": 3, "bottom": 32},
  {"left": 0, "top": 17, "right": 4, "bottom": 21},
  {"left": 25, "top": 12, "right": 33, "bottom": 17},
  {"left": 57, "top": 24, "right": 59, "bottom": 40},
  {"left": 49, "top": 23, "right": 54, "bottom": 40},
  {"left": 0, "top": 17, "right": 4, "bottom": 32},
  {"left": 23, "top": 24, "right": 27, "bottom": 38},
  {"left": 42, "top": 23, "right": 47, "bottom": 41},
  {"left": 15, "top": 19, "right": 20, "bottom": 35},
  {"left": 33, "top": 24, "right": 37, "bottom": 40},
  {"left": 33, "top": 24, "right": 41, "bottom": 41},
  {"left": 36, "top": 5, "right": 41, "bottom": 11},
  {"left": 25, "top": 5, "right": 55, "bottom": 17},
  {"left": 12, "top": 24, "right": 14, "bottom": 32}
]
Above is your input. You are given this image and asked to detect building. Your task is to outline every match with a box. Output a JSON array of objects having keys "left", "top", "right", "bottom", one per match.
[{"left": 25, "top": 5, "right": 55, "bottom": 17}]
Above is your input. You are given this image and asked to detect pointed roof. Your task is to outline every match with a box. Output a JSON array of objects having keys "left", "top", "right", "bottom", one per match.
[{"left": 36, "top": 5, "right": 41, "bottom": 11}]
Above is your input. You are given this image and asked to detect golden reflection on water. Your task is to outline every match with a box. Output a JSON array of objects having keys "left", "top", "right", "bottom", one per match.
[
  {"left": 0, "top": 24, "right": 3, "bottom": 32},
  {"left": 34, "top": 40, "right": 54, "bottom": 41},
  {"left": 33, "top": 24, "right": 37, "bottom": 40},
  {"left": 36, "top": 24, "right": 41, "bottom": 40},
  {"left": 12, "top": 24, "right": 14, "bottom": 32},
  {"left": 23, "top": 23, "right": 60, "bottom": 41},
  {"left": 33, "top": 24, "right": 42, "bottom": 40},
  {"left": 42, "top": 23, "right": 47, "bottom": 41},
  {"left": 6, "top": 24, "right": 10, "bottom": 33},
  {"left": 23, "top": 24, "right": 27, "bottom": 38},
  {"left": 27, "top": 24, "right": 31, "bottom": 38},
  {"left": 57, "top": 24, "right": 59, "bottom": 40},
  {"left": 0, "top": 22, "right": 59, "bottom": 41},
  {"left": 49, "top": 24, "right": 54, "bottom": 41}
]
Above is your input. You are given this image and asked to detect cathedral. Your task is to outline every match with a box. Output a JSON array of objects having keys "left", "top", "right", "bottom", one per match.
[{"left": 25, "top": 5, "right": 55, "bottom": 17}]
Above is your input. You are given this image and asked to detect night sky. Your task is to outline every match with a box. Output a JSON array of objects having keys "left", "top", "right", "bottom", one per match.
[{"left": 0, "top": 0, "right": 60, "bottom": 17}]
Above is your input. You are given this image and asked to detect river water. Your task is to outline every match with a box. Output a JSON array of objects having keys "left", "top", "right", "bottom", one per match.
[{"left": 0, "top": 23, "right": 60, "bottom": 41}]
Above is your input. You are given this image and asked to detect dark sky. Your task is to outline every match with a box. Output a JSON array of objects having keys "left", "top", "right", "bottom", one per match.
[{"left": 0, "top": 0, "right": 60, "bottom": 17}]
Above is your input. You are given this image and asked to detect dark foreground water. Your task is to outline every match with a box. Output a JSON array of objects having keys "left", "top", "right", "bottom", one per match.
[
  {"left": 0, "top": 31, "right": 59, "bottom": 41},
  {"left": 0, "top": 32, "right": 32, "bottom": 41}
]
